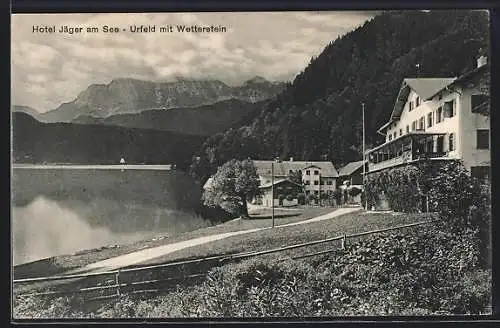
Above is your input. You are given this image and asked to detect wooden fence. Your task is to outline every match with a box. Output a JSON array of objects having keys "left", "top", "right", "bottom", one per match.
[{"left": 13, "top": 220, "right": 436, "bottom": 301}]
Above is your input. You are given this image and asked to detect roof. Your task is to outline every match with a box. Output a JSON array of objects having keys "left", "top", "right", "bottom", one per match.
[
  {"left": 428, "top": 63, "right": 490, "bottom": 99},
  {"left": 338, "top": 160, "right": 367, "bottom": 177},
  {"left": 259, "top": 178, "right": 302, "bottom": 189},
  {"left": 404, "top": 78, "right": 457, "bottom": 100},
  {"left": 253, "top": 160, "right": 339, "bottom": 178},
  {"left": 379, "top": 77, "right": 456, "bottom": 134}
]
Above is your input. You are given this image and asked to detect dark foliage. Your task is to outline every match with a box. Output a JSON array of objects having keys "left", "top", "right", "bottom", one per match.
[{"left": 12, "top": 112, "right": 205, "bottom": 170}]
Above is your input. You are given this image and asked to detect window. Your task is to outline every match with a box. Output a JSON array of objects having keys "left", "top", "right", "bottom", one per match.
[
  {"left": 314, "top": 180, "right": 319, "bottom": 185},
  {"left": 314, "top": 170, "right": 319, "bottom": 175},
  {"left": 439, "top": 94, "right": 443, "bottom": 100},
  {"left": 471, "top": 94, "right": 489, "bottom": 113},
  {"left": 449, "top": 133, "right": 455, "bottom": 152},
  {"left": 389, "top": 134, "right": 392, "bottom": 141},
  {"left": 306, "top": 170, "right": 310, "bottom": 175},
  {"left": 436, "top": 107, "right": 443, "bottom": 123},
  {"left": 471, "top": 166, "right": 490, "bottom": 182},
  {"left": 418, "top": 117, "right": 425, "bottom": 130},
  {"left": 427, "top": 112, "right": 433, "bottom": 128},
  {"left": 399, "top": 129, "right": 402, "bottom": 136},
  {"left": 289, "top": 170, "right": 293, "bottom": 175},
  {"left": 406, "top": 125, "right": 410, "bottom": 133},
  {"left": 416, "top": 97, "right": 421, "bottom": 107},
  {"left": 411, "top": 121, "right": 416, "bottom": 131},
  {"left": 327, "top": 180, "right": 333, "bottom": 185},
  {"left": 409, "top": 101, "right": 414, "bottom": 111},
  {"left": 320, "top": 179, "right": 325, "bottom": 185},
  {"left": 314, "top": 190, "right": 319, "bottom": 195},
  {"left": 305, "top": 180, "right": 310, "bottom": 185},
  {"left": 444, "top": 100, "right": 455, "bottom": 118},
  {"left": 436, "top": 136, "right": 444, "bottom": 153},
  {"left": 393, "top": 132, "right": 397, "bottom": 139},
  {"left": 477, "top": 129, "right": 490, "bottom": 149}
]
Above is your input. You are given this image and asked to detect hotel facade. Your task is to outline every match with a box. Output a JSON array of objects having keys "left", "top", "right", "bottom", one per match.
[{"left": 365, "top": 56, "right": 490, "bottom": 182}]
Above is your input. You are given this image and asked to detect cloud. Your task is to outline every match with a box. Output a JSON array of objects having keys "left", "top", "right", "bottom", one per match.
[{"left": 11, "top": 12, "right": 375, "bottom": 112}]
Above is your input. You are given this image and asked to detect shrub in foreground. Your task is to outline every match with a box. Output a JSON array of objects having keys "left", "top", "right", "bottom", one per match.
[{"left": 13, "top": 225, "right": 491, "bottom": 318}]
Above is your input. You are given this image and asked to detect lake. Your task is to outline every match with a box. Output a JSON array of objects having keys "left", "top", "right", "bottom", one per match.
[{"left": 11, "top": 166, "right": 210, "bottom": 266}]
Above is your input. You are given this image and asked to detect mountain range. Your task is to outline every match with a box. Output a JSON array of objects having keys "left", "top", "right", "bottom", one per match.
[{"left": 14, "top": 76, "right": 286, "bottom": 123}]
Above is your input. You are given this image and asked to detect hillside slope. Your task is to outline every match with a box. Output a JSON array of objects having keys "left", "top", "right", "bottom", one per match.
[
  {"left": 190, "top": 10, "right": 489, "bottom": 181},
  {"left": 12, "top": 112, "right": 204, "bottom": 169},
  {"left": 72, "top": 99, "right": 265, "bottom": 136}
]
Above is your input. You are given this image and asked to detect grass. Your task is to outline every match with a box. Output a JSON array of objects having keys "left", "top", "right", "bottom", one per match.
[
  {"left": 13, "top": 221, "right": 491, "bottom": 318},
  {"left": 13, "top": 205, "right": 335, "bottom": 279},
  {"left": 136, "top": 211, "right": 432, "bottom": 266}
]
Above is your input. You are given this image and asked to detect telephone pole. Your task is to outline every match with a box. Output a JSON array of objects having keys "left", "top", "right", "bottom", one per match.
[
  {"left": 271, "top": 161, "right": 275, "bottom": 228},
  {"left": 362, "top": 102, "right": 368, "bottom": 210}
]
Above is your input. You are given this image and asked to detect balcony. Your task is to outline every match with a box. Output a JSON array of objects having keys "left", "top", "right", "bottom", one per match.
[{"left": 365, "top": 132, "right": 449, "bottom": 173}]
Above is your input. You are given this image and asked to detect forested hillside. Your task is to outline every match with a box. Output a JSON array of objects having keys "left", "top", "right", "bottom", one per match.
[
  {"left": 12, "top": 112, "right": 205, "bottom": 169},
  {"left": 190, "top": 10, "right": 489, "bottom": 182}
]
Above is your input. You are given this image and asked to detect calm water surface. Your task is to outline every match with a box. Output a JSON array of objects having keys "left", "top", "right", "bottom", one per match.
[{"left": 11, "top": 167, "right": 209, "bottom": 266}]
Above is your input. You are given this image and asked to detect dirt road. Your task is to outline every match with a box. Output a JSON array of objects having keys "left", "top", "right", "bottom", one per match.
[{"left": 72, "top": 206, "right": 361, "bottom": 273}]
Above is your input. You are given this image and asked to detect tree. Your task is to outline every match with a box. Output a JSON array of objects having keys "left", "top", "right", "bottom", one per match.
[
  {"left": 202, "top": 159, "right": 261, "bottom": 219},
  {"left": 288, "top": 169, "right": 303, "bottom": 186}
]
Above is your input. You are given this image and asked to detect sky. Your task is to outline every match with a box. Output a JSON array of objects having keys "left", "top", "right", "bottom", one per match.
[{"left": 12, "top": 12, "right": 377, "bottom": 112}]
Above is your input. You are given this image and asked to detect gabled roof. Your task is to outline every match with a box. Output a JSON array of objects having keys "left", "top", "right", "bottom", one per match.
[
  {"left": 404, "top": 78, "right": 457, "bottom": 100},
  {"left": 259, "top": 178, "right": 302, "bottom": 189},
  {"left": 379, "top": 77, "right": 456, "bottom": 134},
  {"left": 338, "top": 160, "right": 367, "bottom": 177},
  {"left": 253, "top": 160, "right": 339, "bottom": 177}
]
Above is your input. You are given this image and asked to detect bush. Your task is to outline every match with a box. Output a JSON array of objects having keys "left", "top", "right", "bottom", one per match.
[
  {"left": 330, "top": 189, "right": 342, "bottom": 205},
  {"left": 166, "top": 225, "right": 490, "bottom": 317},
  {"left": 297, "top": 193, "right": 306, "bottom": 205},
  {"left": 348, "top": 186, "right": 362, "bottom": 197},
  {"left": 307, "top": 194, "right": 317, "bottom": 203},
  {"left": 364, "top": 165, "right": 423, "bottom": 212}
]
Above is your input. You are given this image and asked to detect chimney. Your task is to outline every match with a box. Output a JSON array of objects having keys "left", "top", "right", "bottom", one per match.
[
  {"left": 289, "top": 157, "right": 294, "bottom": 162},
  {"left": 477, "top": 55, "right": 487, "bottom": 68}
]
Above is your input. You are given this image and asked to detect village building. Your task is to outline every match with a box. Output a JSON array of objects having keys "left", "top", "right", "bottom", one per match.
[
  {"left": 253, "top": 159, "right": 339, "bottom": 205},
  {"left": 365, "top": 55, "right": 490, "bottom": 183},
  {"left": 202, "top": 158, "right": 339, "bottom": 207},
  {"left": 257, "top": 178, "right": 303, "bottom": 207},
  {"left": 338, "top": 160, "right": 368, "bottom": 186}
]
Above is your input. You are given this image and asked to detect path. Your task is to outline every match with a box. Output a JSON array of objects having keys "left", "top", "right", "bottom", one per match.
[{"left": 72, "top": 206, "right": 361, "bottom": 273}]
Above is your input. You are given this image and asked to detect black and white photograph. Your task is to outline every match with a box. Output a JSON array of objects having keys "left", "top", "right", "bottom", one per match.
[{"left": 11, "top": 9, "right": 492, "bottom": 319}]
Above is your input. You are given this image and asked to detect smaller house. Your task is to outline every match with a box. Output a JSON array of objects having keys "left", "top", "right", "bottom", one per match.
[
  {"left": 338, "top": 160, "right": 368, "bottom": 205},
  {"left": 338, "top": 160, "right": 368, "bottom": 186},
  {"left": 255, "top": 178, "right": 303, "bottom": 207}
]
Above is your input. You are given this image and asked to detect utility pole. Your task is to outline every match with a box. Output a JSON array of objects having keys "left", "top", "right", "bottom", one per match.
[
  {"left": 271, "top": 161, "right": 275, "bottom": 228},
  {"left": 362, "top": 102, "right": 368, "bottom": 210}
]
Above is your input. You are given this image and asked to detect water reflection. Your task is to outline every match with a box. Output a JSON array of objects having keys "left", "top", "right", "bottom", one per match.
[{"left": 11, "top": 168, "right": 210, "bottom": 265}]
